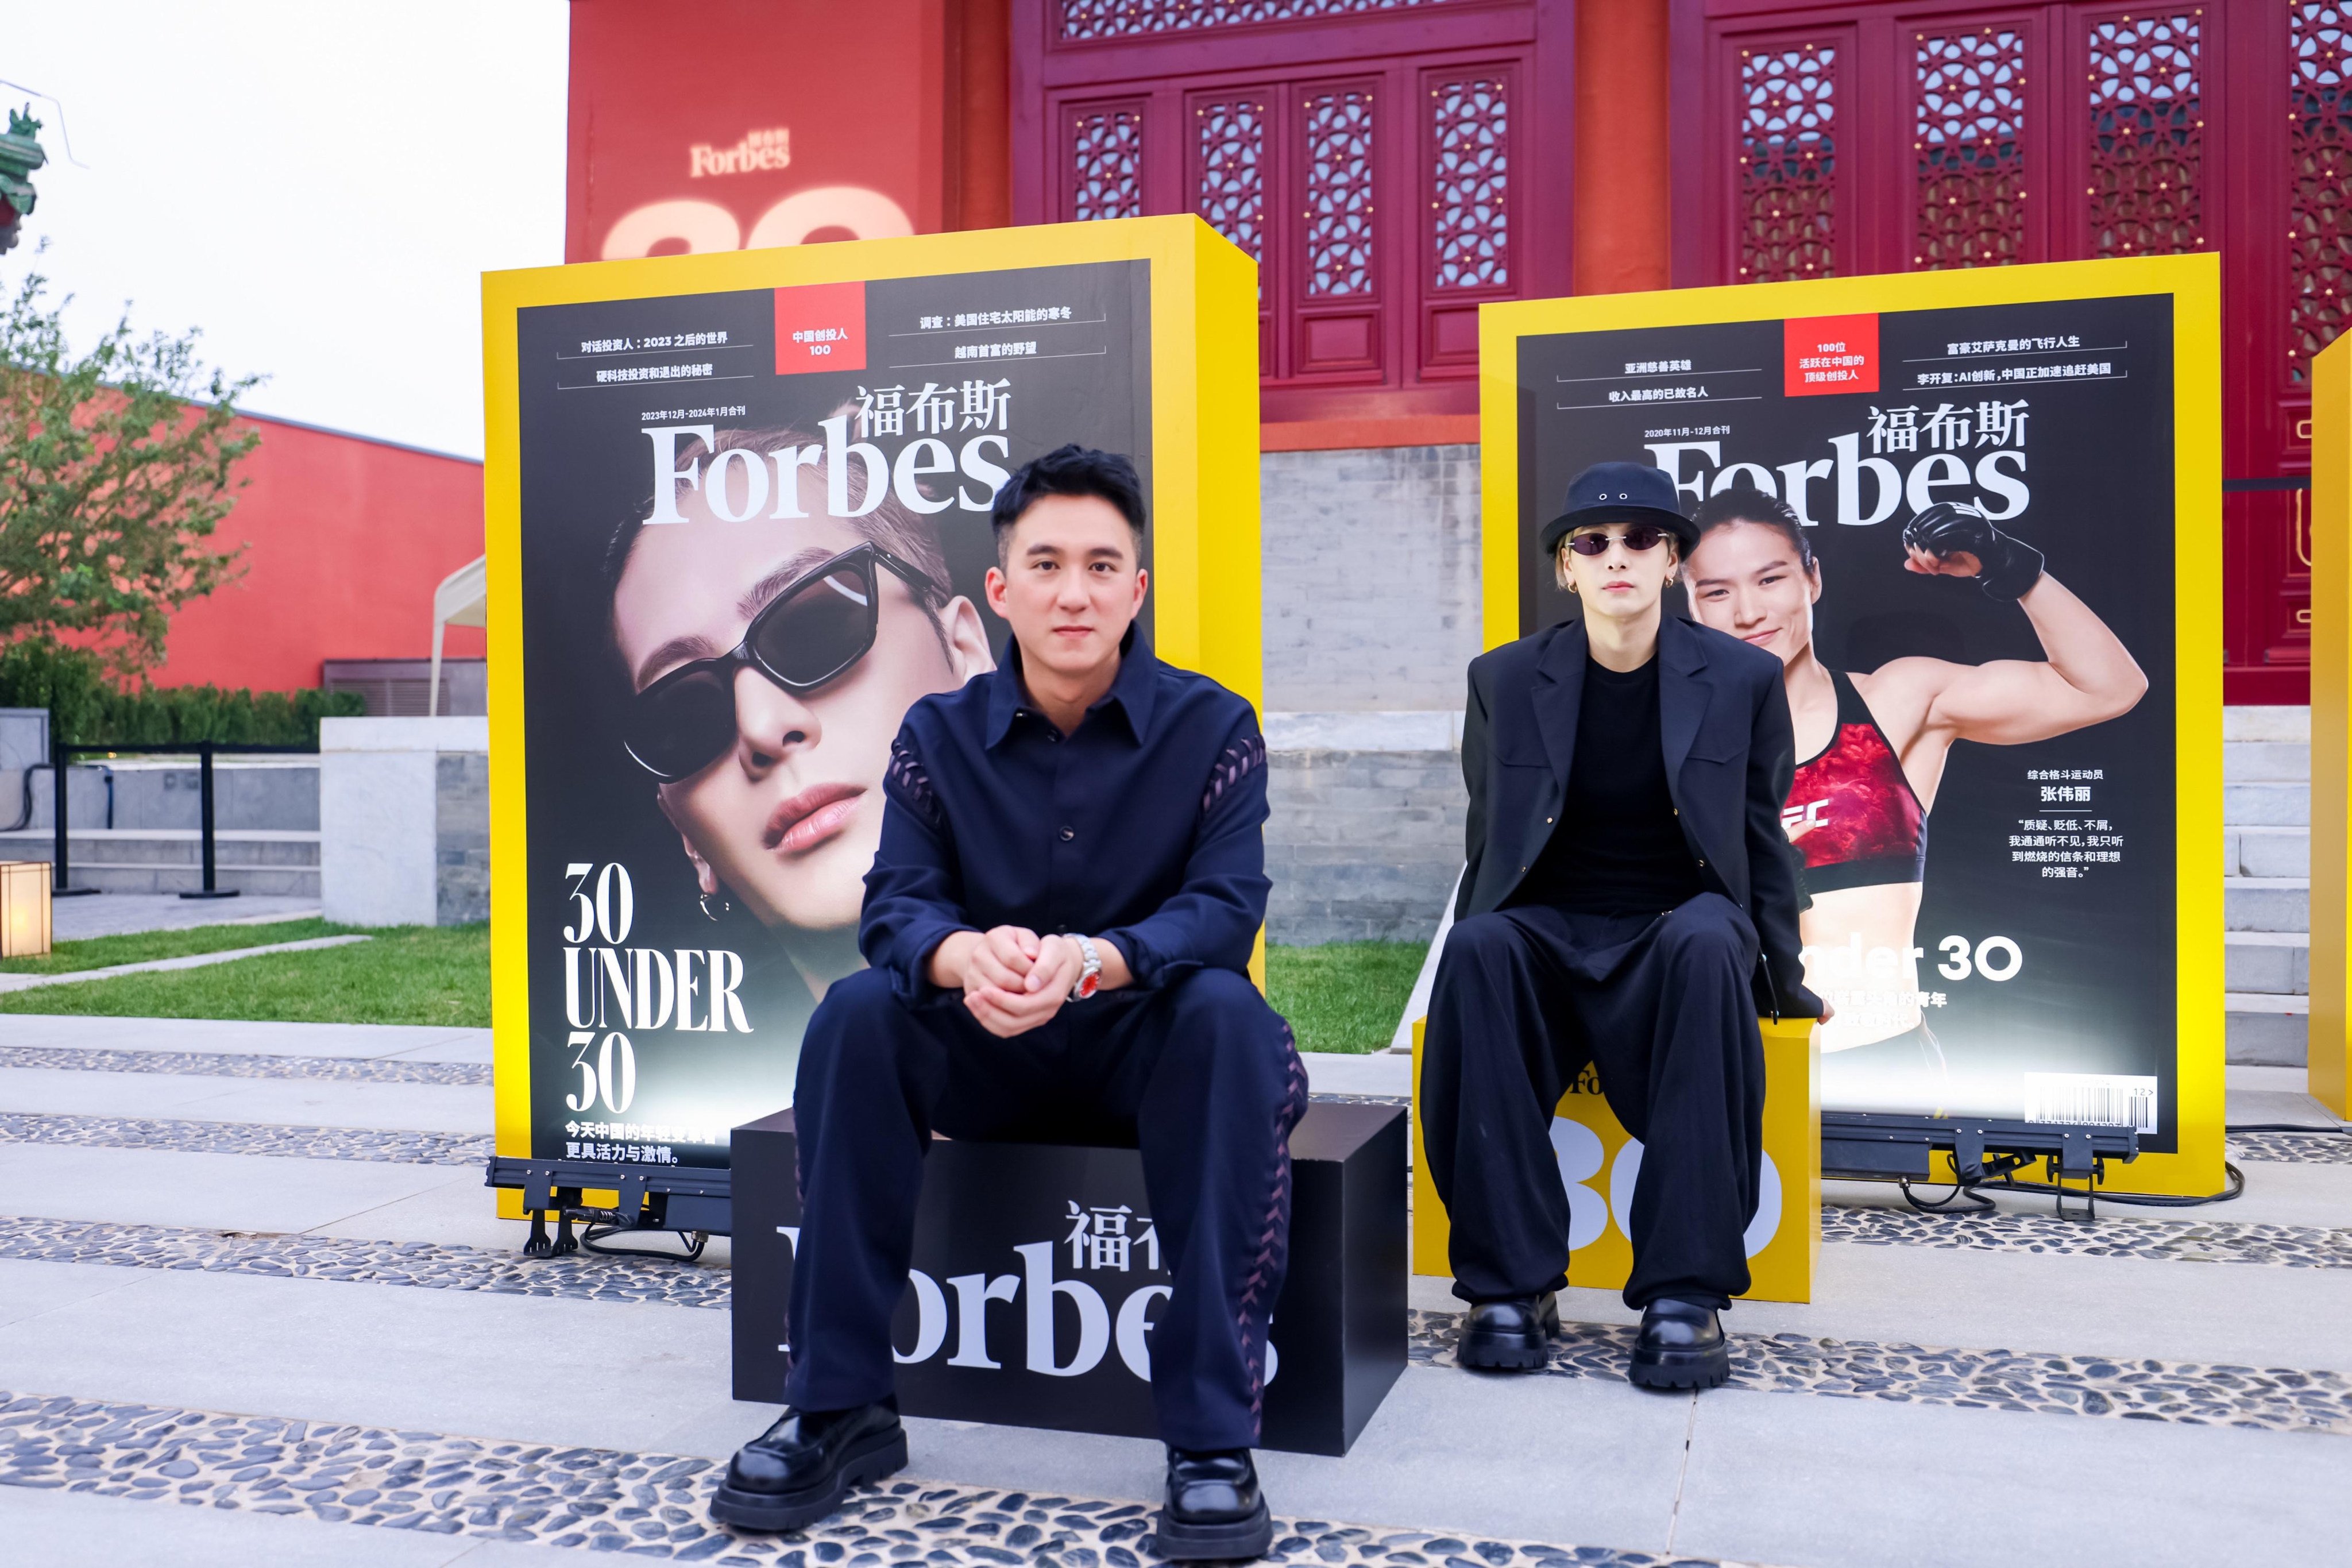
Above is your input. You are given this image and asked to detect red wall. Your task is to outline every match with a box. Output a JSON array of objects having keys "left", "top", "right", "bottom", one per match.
[
  {"left": 567, "top": 0, "right": 951, "bottom": 263},
  {"left": 153, "top": 414, "right": 485, "bottom": 692}
]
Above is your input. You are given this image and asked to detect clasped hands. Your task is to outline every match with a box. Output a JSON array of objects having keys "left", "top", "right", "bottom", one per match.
[{"left": 929, "top": 926, "right": 1130, "bottom": 1038}]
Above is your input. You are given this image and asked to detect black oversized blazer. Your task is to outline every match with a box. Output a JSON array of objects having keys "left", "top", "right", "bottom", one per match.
[{"left": 1454, "top": 612, "right": 1821, "bottom": 1019}]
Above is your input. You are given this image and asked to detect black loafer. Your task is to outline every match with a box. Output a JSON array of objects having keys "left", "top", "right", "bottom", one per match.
[
  {"left": 709, "top": 1398, "right": 907, "bottom": 1532},
  {"left": 1456, "top": 1292, "right": 1559, "bottom": 1371},
  {"left": 1156, "top": 1446, "right": 1274, "bottom": 1561},
  {"left": 1627, "top": 1298, "right": 1731, "bottom": 1391}
]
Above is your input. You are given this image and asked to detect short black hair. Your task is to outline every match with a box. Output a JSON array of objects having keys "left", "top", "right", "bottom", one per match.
[
  {"left": 1692, "top": 485, "right": 1816, "bottom": 571},
  {"left": 988, "top": 443, "right": 1146, "bottom": 560}
]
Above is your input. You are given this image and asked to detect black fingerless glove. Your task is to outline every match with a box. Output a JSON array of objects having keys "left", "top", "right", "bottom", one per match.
[{"left": 1902, "top": 501, "right": 2045, "bottom": 601}]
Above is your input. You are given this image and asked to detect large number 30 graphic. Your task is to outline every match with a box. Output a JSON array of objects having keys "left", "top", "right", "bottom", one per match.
[{"left": 1548, "top": 1118, "right": 1783, "bottom": 1258}]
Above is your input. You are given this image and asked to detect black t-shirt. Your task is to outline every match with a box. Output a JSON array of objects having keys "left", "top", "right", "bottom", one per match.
[{"left": 1511, "top": 653, "right": 1703, "bottom": 916}]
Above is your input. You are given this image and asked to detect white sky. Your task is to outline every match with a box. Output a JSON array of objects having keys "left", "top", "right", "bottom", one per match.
[{"left": 6, "top": 1, "right": 568, "bottom": 460}]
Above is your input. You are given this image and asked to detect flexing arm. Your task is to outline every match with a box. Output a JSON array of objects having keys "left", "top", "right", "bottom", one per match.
[
  {"left": 1896, "top": 504, "right": 2148, "bottom": 746},
  {"left": 1909, "top": 574, "right": 2149, "bottom": 745}
]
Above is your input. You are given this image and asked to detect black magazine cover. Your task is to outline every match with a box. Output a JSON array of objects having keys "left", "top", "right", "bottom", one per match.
[
  {"left": 1519, "top": 295, "right": 2177, "bottom": 1148},
  {"left": 512, "top": 261, "right": 1152, "bottom": 1169}
]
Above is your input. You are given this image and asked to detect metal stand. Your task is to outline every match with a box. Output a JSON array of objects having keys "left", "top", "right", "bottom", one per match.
[
  {"left": 49, "top": 744, "right": 99, "bottom": 897},
  {"left": 179, "top": 743, "right": 240, "bottom": 900}
]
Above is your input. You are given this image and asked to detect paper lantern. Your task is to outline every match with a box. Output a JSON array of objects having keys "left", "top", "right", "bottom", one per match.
[{"left": 0, "top": 860, "right": 52, "bottom": 958}]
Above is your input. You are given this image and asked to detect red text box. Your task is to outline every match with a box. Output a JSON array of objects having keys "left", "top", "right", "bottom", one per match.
[
  {"left": 1784, "top": 314, "right": 1878, "bottom": 396},
  {"left": 775, "top": 281, "right": 867, "bottom": 374}
]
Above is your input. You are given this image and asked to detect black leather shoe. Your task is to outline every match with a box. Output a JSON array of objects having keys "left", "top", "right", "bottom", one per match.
[
  {"left": 1627, "top": 1299, "right": 1731, "bottom": 1391},
  {"left": 1455, "top": 1292, "right": 1559, "bottom": 1371},
  {"left": 709, "top": 1399, "right": 907, "bottom": 1531},
  {"left": 1155, "top": 1446, "right": 1274, "bottom": 1561}
]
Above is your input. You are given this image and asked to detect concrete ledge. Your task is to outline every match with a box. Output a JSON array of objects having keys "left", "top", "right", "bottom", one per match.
[
  {"left": 1266, "top": 711, "right": 1463, "bottom": 752},
  {"left": 320, "top": 716, "right": 489, "bottom": 754}
]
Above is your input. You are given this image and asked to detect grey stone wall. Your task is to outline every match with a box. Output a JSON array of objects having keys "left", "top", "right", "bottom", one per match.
[
  {"left": 1266, "top": 747, "right": 1465, "bottom": 946},
  {"left": 434, "top": 752, "right": 491, "bottom": 926},
  {"left": 1262, "top": 444, "right": 1484, "bottom": 713},
  {"left": 1260, "top": 445, "right": 1480, "bottom": 945}
]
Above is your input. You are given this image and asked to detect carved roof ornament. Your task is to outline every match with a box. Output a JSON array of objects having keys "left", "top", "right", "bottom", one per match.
[{"left": 0, "top": 109, "right": 48, "bottom": 254}]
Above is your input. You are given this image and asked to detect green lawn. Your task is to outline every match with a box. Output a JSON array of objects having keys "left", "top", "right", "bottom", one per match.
[
  {"left": 3, "top": 917, "right": 1419, "bottom": 1046},
  {"left": 1266, "top": 940, "right": 1427, "bottom": 1055},
  {"left": 0, "top": 922, "right": 491, "bottom": 1027},
  {"left": 0, "top": 917, "right": 341, "bottom": 976}
]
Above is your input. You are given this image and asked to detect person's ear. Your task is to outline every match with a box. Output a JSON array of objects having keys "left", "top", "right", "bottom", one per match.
[
  {"left": 1130, "top": 563, "right": 1149, "bottom": 615},
  {"left": 939, "top": 594, "right": 994, "bottom": 680},
  {"left": 984, "top": 564, "right": 1010, "bottom": 618},
  {"left": 1808, "top": 561, "right": 1824, "bottom": 605}
]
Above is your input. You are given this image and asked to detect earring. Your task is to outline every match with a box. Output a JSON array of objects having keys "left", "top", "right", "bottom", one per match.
[{"left": 700, "top": 891, "right": 733, "bottom": 922}]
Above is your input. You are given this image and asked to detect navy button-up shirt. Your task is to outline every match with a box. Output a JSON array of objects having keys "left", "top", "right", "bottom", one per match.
[{"left": 862, "top": 628, "right": 1270, "bottom": 1003}]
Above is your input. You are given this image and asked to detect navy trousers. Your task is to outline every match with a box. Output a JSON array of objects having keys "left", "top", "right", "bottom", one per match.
[
  {"left": 1419, "top": 894, "right": 1766, "bottom": 1311},
  {"left": 783, "top": 965, "right": 1308, "bottom": 1451}
]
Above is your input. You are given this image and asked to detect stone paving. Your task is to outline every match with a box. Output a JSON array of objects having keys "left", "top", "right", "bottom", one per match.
[
  {"left": 1820, "top": 1202, "right": 2352, "bottom": 1268},
  {"left": 2229, "top": 1130, "right": 2352, "bottom": 1164},
  {"left": 1404, "top": 1312, "right": 2352, "bottom": 1437},
  {"left": 0, "top": 1111, "right": 490, "bottom": 1167},
  {"left": 0, "top": 1392, "right": 1763, "bottom": 1567},
  {"left": 5, "top": 1212, "right": 2346, "bottom": 1440},
  {"left": 0, "top": 1044, "right": 489, "bottom": 1085}
]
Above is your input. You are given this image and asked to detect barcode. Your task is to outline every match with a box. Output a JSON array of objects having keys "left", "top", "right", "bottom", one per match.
[{"left": 2022, "top": 1073, "right": 2158, "bottom": 1134}]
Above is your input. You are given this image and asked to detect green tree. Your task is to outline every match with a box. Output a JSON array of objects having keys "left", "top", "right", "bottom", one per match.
[{"left": 0, "top": 265, "right": 261, "bottom": 673}]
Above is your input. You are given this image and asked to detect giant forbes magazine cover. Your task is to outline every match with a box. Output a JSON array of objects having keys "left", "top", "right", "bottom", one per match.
[{"left": 512, "top": 261, "right": 1152, "bottom": 1169}]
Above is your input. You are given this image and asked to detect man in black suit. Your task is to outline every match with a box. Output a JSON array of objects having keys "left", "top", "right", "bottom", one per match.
[{"left": 1420, "top": 461, "right": 1825, "bottom": 1391}]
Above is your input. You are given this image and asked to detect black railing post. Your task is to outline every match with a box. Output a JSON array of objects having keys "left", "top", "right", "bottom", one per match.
[
  {"left": 181, "top": 740, "right": 239, "bottom": 900},
  {"left": 49, "top": 734, "right": 99, "bottom": 898}
]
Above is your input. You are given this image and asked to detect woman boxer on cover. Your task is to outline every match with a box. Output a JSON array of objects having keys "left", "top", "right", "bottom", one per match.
[{"left": 1682, "top": 489, "right": 2146, "bottom": 1104}]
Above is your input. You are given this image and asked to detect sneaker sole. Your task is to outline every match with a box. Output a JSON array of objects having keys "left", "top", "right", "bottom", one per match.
[
  {"left": 1156, "top": 1496, "right": 1274, "bottom": 1561},
  {"left": 709, "top": 1428, "right": 909, "bottom": 1532},
  {"left": 1627, "top": 1347, "right": 1731, "bottom": 1392}
]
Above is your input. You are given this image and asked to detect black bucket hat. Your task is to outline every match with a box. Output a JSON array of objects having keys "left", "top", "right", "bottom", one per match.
[{"left": 1540, "top": 461, "right": 1698, "bottom": 555}]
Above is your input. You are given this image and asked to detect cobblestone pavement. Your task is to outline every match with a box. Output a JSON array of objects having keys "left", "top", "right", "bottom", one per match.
[
  {"left": 0, "top": 1391, "right": 1763, "bottom": 1567},
  {"left": 1820, "top": 1202, "right": 2352, "bottom": 1268},
  {"left": 0, "top": 1111, "right": 490, "bottom": 1167},
  {"left": 0, "top": 1045, "right": 488, "bottom": 1085},
  {"left": 2229, "top": 1130, "right": 2352, "bottom": 1164},
  {"left": 0, "top": 1216, "right": 731, "bottom": 1308},
  {"left": 1404, "top": 1311, "right": 2352, "bottom": 1436},
  {"left": 5, "top": 1215, "right": 2345, "bottom": 1439}
]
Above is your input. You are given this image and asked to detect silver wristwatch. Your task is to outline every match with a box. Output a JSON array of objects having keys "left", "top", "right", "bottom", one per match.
[{"left": 1068, "top": 933, "right": 1104, "bottom": 1001}]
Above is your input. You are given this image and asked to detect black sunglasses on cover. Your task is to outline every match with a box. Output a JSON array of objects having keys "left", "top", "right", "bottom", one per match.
[
  {"left": 625, "top": 542, "right": 940, "bottom": 782},
  {"left": 1565, "top": 523, "right": 1670, "bottom": 556}
]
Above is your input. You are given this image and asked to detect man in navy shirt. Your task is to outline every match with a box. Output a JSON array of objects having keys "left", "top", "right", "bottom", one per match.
[{"left": 711, "top": 446, "right": 1304, "bottom": 1561}]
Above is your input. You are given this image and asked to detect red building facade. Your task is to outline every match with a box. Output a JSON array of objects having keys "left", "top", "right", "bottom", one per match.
[{"left": 563, "top": 0, "right": 2347, "bottom": 702}]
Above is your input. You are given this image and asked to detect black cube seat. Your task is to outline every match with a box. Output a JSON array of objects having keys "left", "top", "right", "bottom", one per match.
[{"left": 731, "top": 1100, "right": 1407, "bottom": 1457}]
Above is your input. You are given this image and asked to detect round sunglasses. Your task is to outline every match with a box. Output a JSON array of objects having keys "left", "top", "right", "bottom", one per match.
[
  {"left": 625, "top": 542, "right": 941, "bottom": 782},
  {"left": 1564, "top": 522, "right": 1671, "bottom": 556}
]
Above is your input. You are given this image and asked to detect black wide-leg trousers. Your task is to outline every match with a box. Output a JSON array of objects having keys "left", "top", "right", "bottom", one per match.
[
  {"left": 1420, "top": 893, "right": 1766, "bottom": 1311},
  {"left": 783, "top": 965, "right": 1307, "bottom": 1451}
]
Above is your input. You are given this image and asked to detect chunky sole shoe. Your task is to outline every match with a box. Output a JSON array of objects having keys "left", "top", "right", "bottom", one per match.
[
  {"left": 1626, "top": 1337, "right": 1731, "bottom": 1391},
  {"left": 709, "top": 1425, "right": 909, "bottom": 1532},
  {"left": 1456, "top": 1294, "right": 1561, "bottom": 1372},
  {"left": 1156, "top": 1494, "right": 1274, "bottom": 1561}
]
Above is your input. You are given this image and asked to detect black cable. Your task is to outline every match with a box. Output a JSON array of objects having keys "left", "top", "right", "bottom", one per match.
[
  {"left": 1897, "top": 1176, "right": 1995, "bottom": 1214},
  {"left": 1973, "top": 1161, "right": 2246, "bottom": 1208},
  {"left": 2227, "top": 1123, "right": 2350, "bottom": 1136},
  {"left": 580, "top": 1223, "right": 710, "bottom": 1262}
]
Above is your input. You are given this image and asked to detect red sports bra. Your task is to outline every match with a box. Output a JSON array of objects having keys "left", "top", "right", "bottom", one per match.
[{"left": 1785, "top": 668, "right": 1928, "bottom": 893}]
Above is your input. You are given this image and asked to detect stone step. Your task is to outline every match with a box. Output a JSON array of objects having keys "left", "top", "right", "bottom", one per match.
[
  {"left": 2228, "top": 1008, "right": 2307, "bottom": 1068},
  {"left": 2223, "top": 876, "right": 2308, "bottom": 933},
  {"left": 2226, "top": 930, "right": 2309, "bottom": 995},
  {"left": 0, "top": 830, "right": 320, "bottom": 868},
  {"left": 2224, "top": 740, "right": 2309, "bottom": 782},
  {"left": 2223, "top": 781, "right": 2309, "bottom": 827},
  {"left": 42, "top": 862, "right": 322, "bottom": 897},
  {"left": 2224, "top": 825, "right": 2309, "bottom": 878},
  {"left": 2223, "top": 705, "right": 2309, "bottom": 743}
]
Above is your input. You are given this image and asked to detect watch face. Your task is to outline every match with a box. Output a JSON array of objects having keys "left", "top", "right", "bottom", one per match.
[{"left": 1075, "top": 971, "right": 1101, "bottom": 999}]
